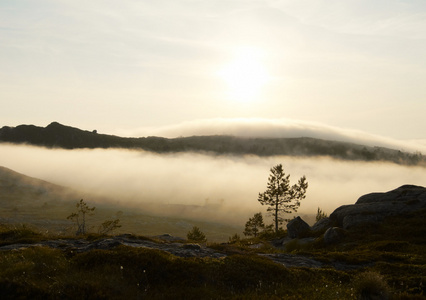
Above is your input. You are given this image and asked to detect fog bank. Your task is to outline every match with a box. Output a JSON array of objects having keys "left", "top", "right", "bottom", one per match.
[
  {"left": 1, "top": 144, "right": 425, "bottom": 225},
  {"left": 123, "top": 118, "right": 426, "bottom": 153}
]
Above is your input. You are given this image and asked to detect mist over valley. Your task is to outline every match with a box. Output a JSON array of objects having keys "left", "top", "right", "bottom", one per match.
[{"left": 1, "top": 121, "right": 425, "bottom": 240}]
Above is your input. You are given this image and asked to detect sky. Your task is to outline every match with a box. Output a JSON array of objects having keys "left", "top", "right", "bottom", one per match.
[{"left": 1, "top": 0, "right": 426, "bottom": 143}]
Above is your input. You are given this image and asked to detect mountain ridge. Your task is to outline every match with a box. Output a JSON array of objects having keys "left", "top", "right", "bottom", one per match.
[{"left": 1, "top": 122, "right": 424, "bottom": 166}]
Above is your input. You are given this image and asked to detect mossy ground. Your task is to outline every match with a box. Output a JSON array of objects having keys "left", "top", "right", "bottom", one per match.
[
  {"left": 0, "top": 211, "right": 425, "bottom": 299},
  {"left": 0, "top": 244, "right": 355, "bottom": 299}
]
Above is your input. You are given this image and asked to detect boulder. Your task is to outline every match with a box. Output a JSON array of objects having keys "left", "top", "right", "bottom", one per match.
[
  {"left": 287, "top": 216, "right": 311, "bottom": 239},
  {"left": 356, "top": 185, "right": 426, "bottom": 204},
  {"left": 329, "top": 185, "right": 426, "bottom": 229},
  {"left": 311, "top": 217, "right": 332, "bottom": 233},
  {"left": 323, "top": 227, "right": 346, "bottom": 245}
]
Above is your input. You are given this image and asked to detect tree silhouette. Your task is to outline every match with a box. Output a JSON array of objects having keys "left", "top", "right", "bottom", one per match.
[
  {"left": 67, "top": 199, "right": 95, "bottom": 235},
  {"left": 243, "top": 212, "right": 265, "bottom": 237},
  {"left": 98, "top": 219, "right": 121, "bottom": 235},
  {"left": 315, "top": 207, "right": 328, "bottom": 223},
  {"left": 186, "top": 226, "right": 207, "bottom": 242},
  {"left": 258, "top": 164, "right": 308, "bottom": 233}
]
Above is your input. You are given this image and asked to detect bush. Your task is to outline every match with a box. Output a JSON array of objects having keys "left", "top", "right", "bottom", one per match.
[
  {"left": 353, "top": 271, "right": 391, "bottom": 300},
  {"left": 0, "top": 224, "right": 43, "bottom": 246},
  {"left": 228, "top": 233, "right": 241, "bottom": 244},
  {"left": 186, "top": 226, "right": 207, "bottom": 243}
]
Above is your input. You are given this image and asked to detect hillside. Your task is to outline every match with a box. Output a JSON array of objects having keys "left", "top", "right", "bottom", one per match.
[
  {"left": 0, "top": 122, "right": 424, "bottom": 166},
  {"left": 0, "top": 166, "right": 240, "bottom": 241},
  {"left": 0, "top": 166, "right": 75, "bottom": 226}
]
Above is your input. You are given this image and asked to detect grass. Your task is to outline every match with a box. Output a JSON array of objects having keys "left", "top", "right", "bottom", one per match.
[
  {"left": 0, "top": 239, "right": 424, "bottom": 299},
  {"left": 0, "top": 197, "right": 242, "bottom": 242},
  {"left": 0, "top": 244, "right": 358, "bottom": 299},
  {"left": 0, "top": 224, "right": 45, "bottom": 246},
  {"left": 0, "top": 209, "right": 425, "bottom": 299}
]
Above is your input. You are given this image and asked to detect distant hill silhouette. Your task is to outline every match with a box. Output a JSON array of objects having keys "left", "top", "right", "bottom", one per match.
[{"left": 0, "top": 122, "right": 424, "bottom": 166}]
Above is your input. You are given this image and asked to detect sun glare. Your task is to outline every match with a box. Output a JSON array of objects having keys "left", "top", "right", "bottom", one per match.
[{"left": 218, "top": 47, "right": 270, "bottom": 103}]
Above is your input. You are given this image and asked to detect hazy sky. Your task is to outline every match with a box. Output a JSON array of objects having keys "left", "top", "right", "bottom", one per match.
[{"left": 1, "top": 0, "right": 426, "bottom": 141}]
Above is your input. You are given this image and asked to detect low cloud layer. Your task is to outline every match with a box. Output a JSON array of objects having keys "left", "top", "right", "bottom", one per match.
[
  {"left": 121, "top": 118, "right": 426, "bottom": 154},
  {"left": 1, "top": 143, "right": 425, "bottom": 225}
]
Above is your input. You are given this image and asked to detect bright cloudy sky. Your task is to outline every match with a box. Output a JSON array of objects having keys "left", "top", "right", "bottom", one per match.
[{"left": 1, "top": 0, "right": 426, "bottom": 141}]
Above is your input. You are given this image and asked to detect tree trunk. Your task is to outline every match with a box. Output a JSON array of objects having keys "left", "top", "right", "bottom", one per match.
[
  {"left": 275, "top": 195, "right": 279, "bottom": 233},
  {"left": 82, "top": 211, "right": 86, "bottom": 235}
]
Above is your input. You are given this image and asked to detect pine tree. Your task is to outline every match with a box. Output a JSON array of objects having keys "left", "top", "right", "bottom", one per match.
[
  {"left": 67, "top": 199, "right": 96, "bottom": 235},
  {"left": 186, "top": 226, "right": 207, "bottom": 242},
  {"left": 243, "top": 212, "right": 265, "bottom": 237},
  {"left": 258, "top": 164, "right": 308, "bottom": 233},
  {"left": 315, "top": 207, "right": 328, "bottom": 222}
]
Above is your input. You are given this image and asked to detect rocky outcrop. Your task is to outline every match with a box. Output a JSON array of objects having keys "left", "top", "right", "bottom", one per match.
[
  {"left": 323, "top": 227, "right": 346, "bottom": 245},
  {"left": 329, "top": 185, "right": 426, "bottom": 229},
  {"left": 311, "top": 217, "right": 332, "bottom": 233},
  {"left": 287, "top": 216, "right": 311, "bottom": 238},
  {"left": 0, "top": 234, "right": 225, "bottom": 258},
  {"left": 0, "top": 234, "right": 361, "bottom": 270}
]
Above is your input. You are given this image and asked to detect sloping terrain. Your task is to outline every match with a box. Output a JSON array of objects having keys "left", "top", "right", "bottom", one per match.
[
  {"left": 0, "top": 166, "right": 75, "bottom": 227},
  {"left": 0, "top": 166, "right": 240, "bottom": 241}
]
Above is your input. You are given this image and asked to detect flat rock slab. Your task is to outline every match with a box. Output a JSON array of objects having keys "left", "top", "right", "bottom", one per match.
[
  {"left": 0, "top": 235, "right": 374, "bottom": 271},
  {"left": 0, "top": 235, "right": 225, "bottom": 259}
]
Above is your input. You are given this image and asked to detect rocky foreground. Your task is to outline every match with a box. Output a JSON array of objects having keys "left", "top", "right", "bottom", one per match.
[
  {"left": 0, "top": 234, "right": 223, "bottom": 258},
  {"left": 0, "top": 232, "right": 373, "bottom": 271}
]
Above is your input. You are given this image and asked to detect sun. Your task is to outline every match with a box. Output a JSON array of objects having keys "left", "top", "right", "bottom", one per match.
[{"left": 218, "top": 47, "right": 270, "bottom": 103}]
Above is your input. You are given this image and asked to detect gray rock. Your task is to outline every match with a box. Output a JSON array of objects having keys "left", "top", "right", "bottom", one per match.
[
  {"left": 342, "top": 214, "right": 383, "bottom": 230},
  {"left": 329, "top": 185, "right": 426, "bottom": 229},
  {"left": 181, "top": 243, "right": 201, "bottom": 250},
  {"left": 0, "top": 235, "right": 226, "bottom": 258},
  {"left": 356, "top": 184, "right": 426, "bottom": 204},
  {"left": 323, "top": 227, "right": 346, "bottom": 245},
  {"left": 287, "top": 216, "right": 311, "bottom": 239},
  {"left": 311, "top": 217, "right": 332, "bottom": 232}
]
